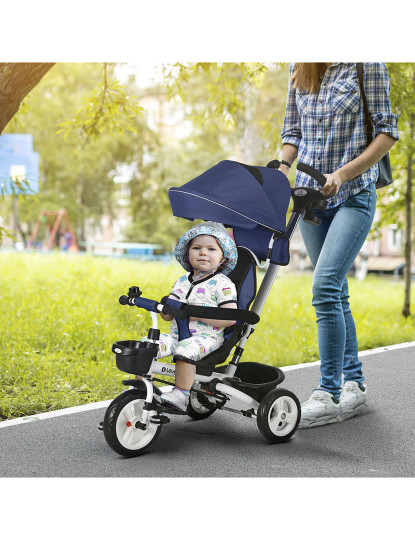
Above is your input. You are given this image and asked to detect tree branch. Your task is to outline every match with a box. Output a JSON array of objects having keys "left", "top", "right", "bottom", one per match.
[{"left": 0, "top": 63, "right": 55, "bottom": 133}]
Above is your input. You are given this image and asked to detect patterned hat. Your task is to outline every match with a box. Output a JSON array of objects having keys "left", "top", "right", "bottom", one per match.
[{"left": 174, "top": 221, "right": 238, "bottom": 275}]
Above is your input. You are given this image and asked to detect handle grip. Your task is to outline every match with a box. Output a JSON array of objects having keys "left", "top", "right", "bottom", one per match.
[
  {"left": 297, "top": 162, "right": 327, "bottom": 188},
  {"left": 119, "top": 295, "right": 158, "bottom": 312}
]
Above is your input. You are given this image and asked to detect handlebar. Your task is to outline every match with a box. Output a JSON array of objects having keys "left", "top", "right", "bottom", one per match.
[
  {"left": 291, "top": 163, "right": 331, "bottom": 225},
  {"left": 296, "top": 162, "right": 327, "bottom": 188}
]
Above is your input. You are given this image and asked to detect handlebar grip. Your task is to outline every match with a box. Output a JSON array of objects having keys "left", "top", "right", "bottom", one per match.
[
  {"left": 119, "top": 295, "right": 132, "bottom": 305},
  {"left": 133, "top": 297, "right": 159, "bottom": 312},
  {"left": 297, "top": 162, "right": 327, "bottom": 188}
]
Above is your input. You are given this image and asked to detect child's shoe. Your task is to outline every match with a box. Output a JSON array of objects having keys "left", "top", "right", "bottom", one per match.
[
  {"left": 161, "top": 387, "right": 189, "bottom": 412},
  {"left": 299, "top": 390, "right": 341, "bottom": 428},
  {"left": 339, "top": 381, "right": 367, "bottom": 419}
]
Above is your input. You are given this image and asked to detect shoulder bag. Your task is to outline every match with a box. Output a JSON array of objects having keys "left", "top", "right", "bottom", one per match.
[{"left": 356, "top": 62, "right": 393, "bottom": 189}]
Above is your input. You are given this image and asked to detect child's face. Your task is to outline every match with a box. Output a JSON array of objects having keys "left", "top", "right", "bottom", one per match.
[{"left": 188, "top": 235, "right": 224, "bottom": 273}]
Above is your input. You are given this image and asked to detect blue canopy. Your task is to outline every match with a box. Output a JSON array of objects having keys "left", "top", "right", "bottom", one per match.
[{"left": 168, "top": 160, "right": 293, "bottom": 265}]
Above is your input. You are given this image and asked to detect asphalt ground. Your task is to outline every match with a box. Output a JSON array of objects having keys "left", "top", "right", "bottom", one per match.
[{"left": 1, "top": 343, "right": 414, "bottom": 478}]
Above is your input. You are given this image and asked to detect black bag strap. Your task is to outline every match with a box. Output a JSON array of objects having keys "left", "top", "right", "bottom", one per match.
[{"left": 356, "top": 63, "right": 373, "bottom": 146}]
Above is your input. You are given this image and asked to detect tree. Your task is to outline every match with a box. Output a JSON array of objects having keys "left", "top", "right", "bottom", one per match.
[
  {"left": 0, "top": 63, "right": 54, "bottom": 134},
  {"left": 382, "top": 64, "right": 415, "bottom": 317},
  {"left": 2, "top": 63, "right": 152, "bottom": 245},
  {"left": 161, "top": 62, "right": 290, "bottom": 164}
]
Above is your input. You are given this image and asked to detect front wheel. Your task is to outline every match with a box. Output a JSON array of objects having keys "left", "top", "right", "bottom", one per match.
[
  {"left": 103, "top": 390, "right": 162, "bottom": 457},
  {"left": 257, "top": 388, "right": 301, "bottom": 443}
]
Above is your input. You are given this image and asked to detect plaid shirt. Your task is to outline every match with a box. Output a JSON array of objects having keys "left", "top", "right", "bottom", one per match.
[{"left": 281, "top": 63, "right": 399, "bottom": 208}]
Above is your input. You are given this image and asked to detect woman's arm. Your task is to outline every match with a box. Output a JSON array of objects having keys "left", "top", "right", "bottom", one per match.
[
  {"left": 280, "top": 143, "right": 299, "bottom": 177},
  {"left": 321, "top": 133, "right": 396, "bottom": 196},
  {"left": 280, "top": 63, "right": 301, "bottom": 178},
  {"left": 189, "top": 302, "right": 237, "bottom": 327},
  {"left": 322, "top": 63, "right": 399, "bottom": 196}
]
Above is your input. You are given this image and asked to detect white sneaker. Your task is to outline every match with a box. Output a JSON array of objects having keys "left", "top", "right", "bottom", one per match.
[
  {"left": 160, "top": 388, "right": 189, "bottom": 412},
  {"left": 340, "top": 381, "right": 367, "bottom": 419},
  {"left": 299, "top": 390, "right": 341, "bottom": 428}
]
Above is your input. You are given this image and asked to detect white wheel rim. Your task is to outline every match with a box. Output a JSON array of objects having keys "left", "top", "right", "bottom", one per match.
[
  {"left": 115, "top": 399, "right": 158, "bottom": 451},
  {"left": 267, "top": 396, "right": 298, "bottom": 437}
]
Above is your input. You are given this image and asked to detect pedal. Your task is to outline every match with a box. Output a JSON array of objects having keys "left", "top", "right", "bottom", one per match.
[
  {"left": 196, "top": 393, "right": 217, "bottom": 410},
  {"left": 150, "top": 414, "right": 171, "bottom": 425}
]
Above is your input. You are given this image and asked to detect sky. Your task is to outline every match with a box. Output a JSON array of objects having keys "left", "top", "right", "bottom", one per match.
[{"left": 3, "top": 1, "right": 414, "bottom": 63}]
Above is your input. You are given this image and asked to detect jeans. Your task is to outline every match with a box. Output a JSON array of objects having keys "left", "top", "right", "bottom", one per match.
[{"left": 299, "top": 183, "right": 377, "bottom": 399}]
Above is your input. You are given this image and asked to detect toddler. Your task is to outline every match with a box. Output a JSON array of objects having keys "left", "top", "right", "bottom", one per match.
[{"left": 156, "top": 221, "right": 238, "bottom": 411}]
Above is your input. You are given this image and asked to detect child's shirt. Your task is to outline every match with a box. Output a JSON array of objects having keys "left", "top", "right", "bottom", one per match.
[{"left": 168, "top": 271, "right": 237, "bottom": 340}]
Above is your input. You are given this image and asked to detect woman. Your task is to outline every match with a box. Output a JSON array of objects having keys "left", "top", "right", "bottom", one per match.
[{"left": 280, "top": 63, "right": 399, "bottom": 428}]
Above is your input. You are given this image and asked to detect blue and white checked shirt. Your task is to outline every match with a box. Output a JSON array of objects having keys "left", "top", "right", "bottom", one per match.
[{"left": 281, "top": 63, "right": 399, "bottom": 208}]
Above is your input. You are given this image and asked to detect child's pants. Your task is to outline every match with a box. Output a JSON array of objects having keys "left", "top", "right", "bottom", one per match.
[{"left": 156, "top": 333, "right": 223, "bottom": 365}]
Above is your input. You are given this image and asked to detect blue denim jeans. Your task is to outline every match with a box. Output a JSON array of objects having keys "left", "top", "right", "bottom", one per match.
[{"left": 299, "top": 183, "right": 377, "bottom": 399}]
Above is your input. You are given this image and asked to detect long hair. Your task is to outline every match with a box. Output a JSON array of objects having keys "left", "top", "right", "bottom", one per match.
[{"left": 291, "top": 63, "right": 329, "bottom": 93}]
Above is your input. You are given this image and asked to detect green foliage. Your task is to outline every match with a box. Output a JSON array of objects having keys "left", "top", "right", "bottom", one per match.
[
  {"left": 0, "top": 253, "right": 413, "bottom": 420},
  {"left": 3, "top": 63, "right": 157, "bottom": 244},
  {"left": 376, "top": 65, "right": 415, "bottom": 230},
  {"left": 0, "top": 176, "right": 34, "bottom": 243},
  {"left": 56, "top": 64, "right": 144, "bottom": 143},
  {"left": 161, "top": 62, "right": 289, "bottom": 161}
]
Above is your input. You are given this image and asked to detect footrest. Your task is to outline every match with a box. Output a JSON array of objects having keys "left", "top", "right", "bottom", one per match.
[
  {"left": 150, "top": 414, "right": 171, "bottom": 425},
  {"left": 154, "top": 403, "right": 188, "bottom": 415}
]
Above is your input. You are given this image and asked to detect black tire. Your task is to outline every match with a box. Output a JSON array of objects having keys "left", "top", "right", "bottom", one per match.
[
  {"left": 257, "top": 388, "right": 301, "bottom": 443},
  {"left": 103, "top": 390, "right": 162, "bottom": 457},
  {"left": 187, "top": 386, "right": 218, "bottom": 420}
]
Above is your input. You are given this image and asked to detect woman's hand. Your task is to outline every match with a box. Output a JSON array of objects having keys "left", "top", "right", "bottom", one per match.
[
  {"left": 320, "top": 171, "right": 344, "bottom": 196},
  {"left": 279, "top": 164, "right": 290, "bottom": 177}
]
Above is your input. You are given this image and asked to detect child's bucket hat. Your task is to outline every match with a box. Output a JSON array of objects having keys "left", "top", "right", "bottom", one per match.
[{"left": 174, "top": 221, "right": 238, "bottom": 275}]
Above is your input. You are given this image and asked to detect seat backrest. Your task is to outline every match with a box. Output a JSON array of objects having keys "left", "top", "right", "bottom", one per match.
[
  {"left": 195, "top": 246, "right": 257, "bottom": 373},
  {"left": 227, "top": 246, "right": 257, "bottom": 310},
  {"left": 223, "top": 246, "right": 257, "bottom": 339}
]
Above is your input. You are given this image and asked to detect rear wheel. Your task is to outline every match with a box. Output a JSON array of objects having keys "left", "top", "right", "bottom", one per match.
[
  {"left": 103, "top": 390, "right": 161, "bottom": 457},
  {"left": 257, "top": 388, "right": 301, "bottom": 443}
]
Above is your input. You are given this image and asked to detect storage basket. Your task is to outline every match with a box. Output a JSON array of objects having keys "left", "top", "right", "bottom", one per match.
[
  {"left": 112, "top": 340, "right": 158, "bottom": 375},
  {"left": 217, "top": 362, "right": 285, "bottom": 402}
]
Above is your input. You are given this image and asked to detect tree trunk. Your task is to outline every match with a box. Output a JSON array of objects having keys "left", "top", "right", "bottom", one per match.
[
  {"left": 402, "top": 114, "right": 414, "bottom": 318},
  {"left": 0, "top": 63, "right": 55, "bottom": 133}
]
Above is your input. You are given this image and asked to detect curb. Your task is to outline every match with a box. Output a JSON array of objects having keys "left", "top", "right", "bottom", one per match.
[{"left": 1, "top": 341, "right": 414, "bottom": 429}]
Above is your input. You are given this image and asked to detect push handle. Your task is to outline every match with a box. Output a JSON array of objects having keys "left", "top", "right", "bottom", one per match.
[{"left": 297, "top": 162, "right": 327, "bottom": 188}]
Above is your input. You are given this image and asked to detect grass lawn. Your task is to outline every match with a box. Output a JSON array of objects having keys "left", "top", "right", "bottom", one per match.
[{"left": 1, "top": 251, "right": 414, "bottom": 420}]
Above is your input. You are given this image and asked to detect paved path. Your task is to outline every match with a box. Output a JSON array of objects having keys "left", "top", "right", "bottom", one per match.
[{"left": 1, "top": 344, "right": 414, "bottom": 477}]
